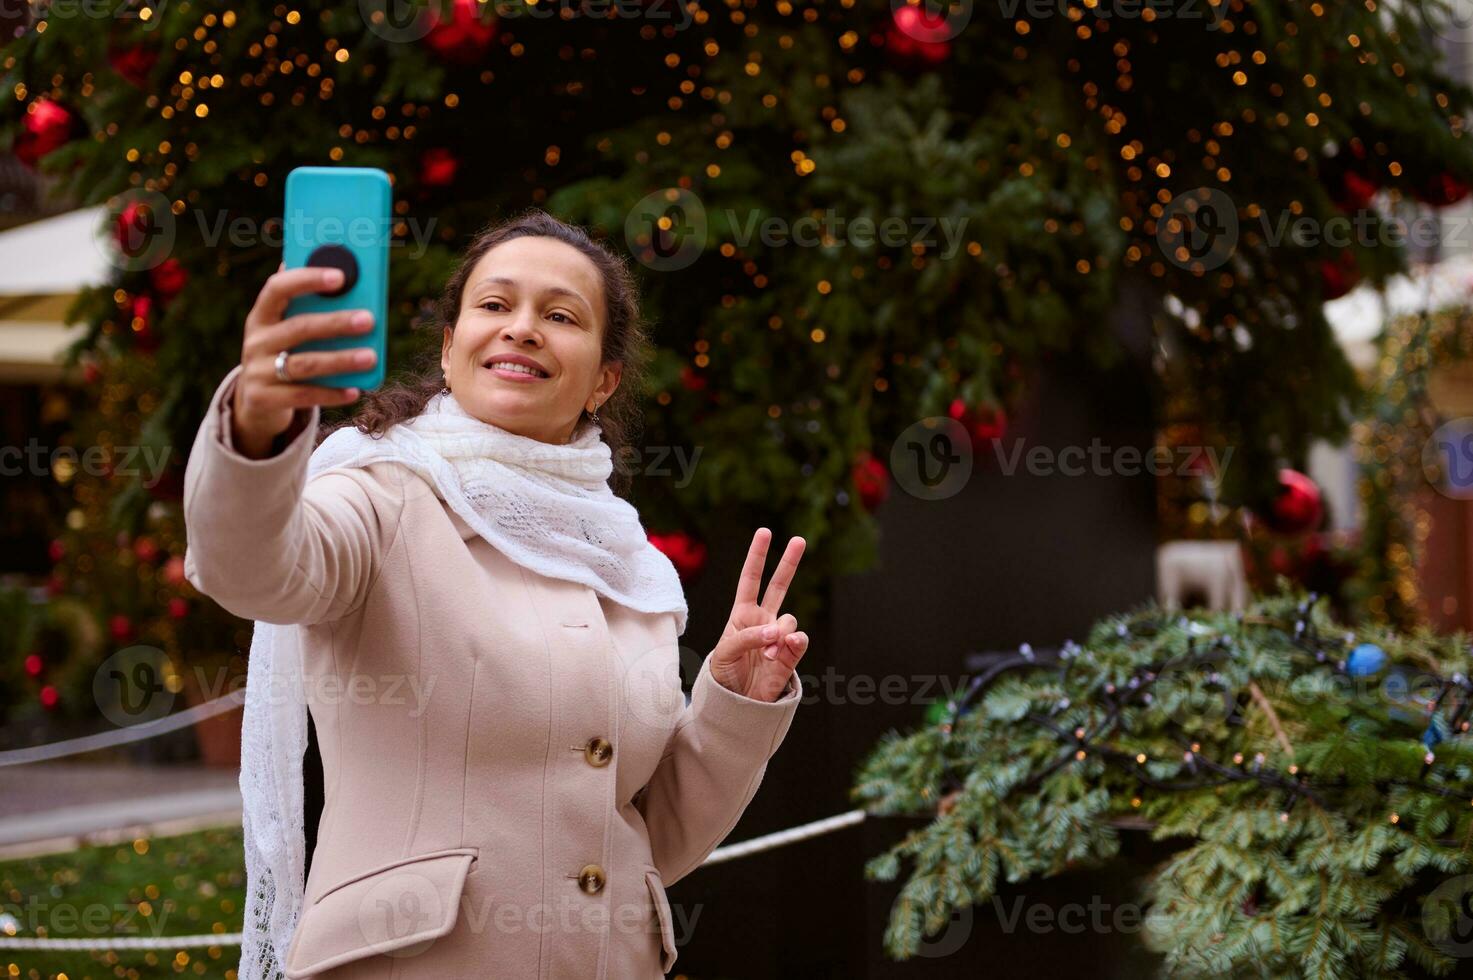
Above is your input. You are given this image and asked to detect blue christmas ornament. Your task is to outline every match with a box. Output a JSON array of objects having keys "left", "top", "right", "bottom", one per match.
[{"left": 1346, "top": 643, "right": 1387, "bottom": 677}]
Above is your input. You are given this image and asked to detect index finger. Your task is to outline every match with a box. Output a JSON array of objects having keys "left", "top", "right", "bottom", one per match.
[
  {"left": 760, "top": 535, "right": 805, "bottom": 615},
  {"left": 733, "top": 527, "right": 772, "bottom": 609},
  {"left": 249, "top": 266, "right": 346, "bottom": 326}
]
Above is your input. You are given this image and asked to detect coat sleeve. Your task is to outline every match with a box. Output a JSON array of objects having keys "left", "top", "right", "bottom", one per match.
[
  {"left": 636, "top": 653, "right": 802, "bottom": 886},
  {"left": 182, "top": 364, "right": 404, "bottom": 626}
]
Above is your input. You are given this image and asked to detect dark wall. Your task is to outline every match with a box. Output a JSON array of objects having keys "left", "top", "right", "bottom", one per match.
[{"left": 669, "top": 293, "right": 1163, "bottom": 977}]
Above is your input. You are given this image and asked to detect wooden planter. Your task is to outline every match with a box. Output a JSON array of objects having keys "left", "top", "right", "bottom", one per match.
[{"left": 178, "top": 667, "right": 242, "bottom": 769}]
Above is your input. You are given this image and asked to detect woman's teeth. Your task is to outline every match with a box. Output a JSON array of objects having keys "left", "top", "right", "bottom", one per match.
[{"left": 488, "top": 362, "right": 547, "bottom": 377}]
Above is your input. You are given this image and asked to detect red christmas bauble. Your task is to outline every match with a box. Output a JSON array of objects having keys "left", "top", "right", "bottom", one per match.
[
  {"left": 24, "top": 653, "right": 42, "bottom": 677},
  {"left": 134, "top": 536, "right": 159, "bottom": 563},
  {"left": 648, "top": 530, "right": 708, "bottom": 583},
  {"left": 14, "top": 98, "right": 77, "bottom": 168},
  {"left": 82, "top": 360, "right": 102, "bottom": 384},
  {"left": 679, "top": 365, "right": 708, "bottom": 392},
  {"left": 1268, "top": 546, "right": 1292, "bottom": 575},
  {"left": 423, "top": 0, "right": 499, "bottom": 65},
  {"left": 163, "top": 555, "right": 187, "bottom": 586},
  {"left": 109, "top": 614, "right": 135, "bottom": 642},
  {"left": 48, "top": 538, "right": 65, "bottom": 563},
  {"left": 419, "top": 147, "right": 460, "bottom": 188},
  {"left": 1318, "top": 249, "right": 1360, "bottom": 301},
  {"left": 146, "top": 465, "right": 186, "bottom": 502},
  {"left": 1268, "top": 468, "right": 1323, "bottom": 536},
  {"left": 852, "top": 450, "right": 889, "bottom": 512},
  {"left": 150, "top": 258, "right": 188, "bottom": 300},
  {"left": 128, "top": 293, "right": 160, "bottom": 351},
  {"left": 1335, "top": 170, "right": 1379, "bottom": 211},
  {"left": 884, "top": 5, "right": 953, "bottom": 66},
  {"left": 107, "top": 44, "right": 158, "bottom": 87},
  {"left": 168, "top": 597, "right": 189, "bottom": 619},
  {"left": 947, "top": 398, "right": 1009, "bottom": 446},
  {"left": 40, "top": 685, "right": 59, "bottom": 710},
  {"left": 1416, "top": 171, "right": 1471, "bottom": 208},
  {"left": 114, "top": 199, "right": 165, "bottom": 254}
]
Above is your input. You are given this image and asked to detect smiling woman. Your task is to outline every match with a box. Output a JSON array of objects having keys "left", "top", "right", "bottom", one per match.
[
  {"left": 182, "top": 206, "right": 811, "bottom": 980},
  {"left": 333, "top": 209, "right": 652, "bottom": 496},
  {"left": 443, "top": 236, "right": 619, "bottom": 446}
]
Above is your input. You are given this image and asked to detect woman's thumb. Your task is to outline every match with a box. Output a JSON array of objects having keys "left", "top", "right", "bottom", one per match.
[{"left": 725, "top": 623, "right": 778, "bottom": 653}]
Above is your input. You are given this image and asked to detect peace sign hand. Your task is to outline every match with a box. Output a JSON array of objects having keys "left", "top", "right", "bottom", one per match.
[{"left": 708, "top": 528, "right": 809, "bottom": 703}]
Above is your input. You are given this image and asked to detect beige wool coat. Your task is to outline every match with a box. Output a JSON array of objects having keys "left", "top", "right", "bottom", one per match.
[{"left": 182, "top": 365, "right": 802, "bottom": 979}]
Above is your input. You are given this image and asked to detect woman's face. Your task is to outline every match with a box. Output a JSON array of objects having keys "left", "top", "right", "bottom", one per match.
[{"left": 441, "top": 236, "right": 621, "bottom": 445}]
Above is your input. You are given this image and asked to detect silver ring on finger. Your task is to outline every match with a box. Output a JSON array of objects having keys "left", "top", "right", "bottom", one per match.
[{"left": 274, "top": 349, "right": 294, "bottom": 383}]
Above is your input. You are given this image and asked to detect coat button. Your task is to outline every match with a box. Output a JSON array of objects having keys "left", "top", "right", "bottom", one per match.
[
  {"left": 584, "top": 736, "right": 613, "bottom": 767},
  {"left": 577, "top": 864, "right": 606, "bottom": 895}
]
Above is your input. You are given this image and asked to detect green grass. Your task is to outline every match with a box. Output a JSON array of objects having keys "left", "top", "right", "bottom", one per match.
[{"left": 0, "top": 825, "right": 245, "bottom": 980}]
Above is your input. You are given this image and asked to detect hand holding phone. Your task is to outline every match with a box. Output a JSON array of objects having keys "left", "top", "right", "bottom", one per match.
[
  {"left": 229, "top": 266, "right": 378, "bottom": 459},
  {"left": 280, "top": 166, "right": 391, "bottom": 390},
  {"left": 227, "top": 166, "right": 391, "bottom": 459}
]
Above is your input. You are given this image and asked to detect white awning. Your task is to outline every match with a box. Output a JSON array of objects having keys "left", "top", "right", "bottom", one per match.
[
  {"left": 1323, "top": 253, "right": 1473, "bottom": 373},
  {"left": 0, "top": 207, "right": 111, "bottom": 382},
  {"left": 0, "top": 206, "right": 112, "bottom": 296}
]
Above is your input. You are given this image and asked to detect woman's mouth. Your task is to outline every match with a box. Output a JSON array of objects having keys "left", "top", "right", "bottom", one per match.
[{"left": 483, "top": 358, "right": 550, "bottom": 381}]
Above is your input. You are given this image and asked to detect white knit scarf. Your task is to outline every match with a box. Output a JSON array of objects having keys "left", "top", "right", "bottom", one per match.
[{"left": 236, "top": 390, "right": 689, "bottom": 980}]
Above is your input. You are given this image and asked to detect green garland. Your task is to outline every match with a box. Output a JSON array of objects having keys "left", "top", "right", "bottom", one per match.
[{"left": 853, "top": 588, "right": 1473, "bottom": 977}]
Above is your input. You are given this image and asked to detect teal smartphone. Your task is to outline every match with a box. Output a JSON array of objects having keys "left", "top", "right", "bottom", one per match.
[{"left": 282, "top": 166, "right": 390, "bottom": 390}]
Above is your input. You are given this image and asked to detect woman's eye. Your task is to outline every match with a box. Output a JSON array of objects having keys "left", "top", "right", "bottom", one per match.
[
  {"left": 548, "top": 311, "right": 572, "bottom": 324},
  {"left": 480, "top": 300, "right": 505, "bottom": 312}
]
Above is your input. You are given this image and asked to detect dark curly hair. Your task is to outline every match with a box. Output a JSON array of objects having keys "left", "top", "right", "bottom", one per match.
[{"left": 320, "top": 208, "right": 652, "bottom": 498}]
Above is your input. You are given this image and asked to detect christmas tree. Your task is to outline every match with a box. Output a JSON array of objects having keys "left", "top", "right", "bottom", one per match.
[
  {"left": 855, "top": 588, "right": 1473, "bottom": 976},
  {"left": 7, "top": 0, "right": 1473, "bottom": 633}
]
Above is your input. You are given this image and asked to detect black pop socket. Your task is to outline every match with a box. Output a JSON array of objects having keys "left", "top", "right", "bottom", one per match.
[{"left": 306, "top": 243, "right": 359, "bottom": 297}]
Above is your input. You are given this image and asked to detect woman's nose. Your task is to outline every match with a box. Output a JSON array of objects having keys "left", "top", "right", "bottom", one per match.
[{"left": 501, "top": 311, "right": 542, "bottom": 345}]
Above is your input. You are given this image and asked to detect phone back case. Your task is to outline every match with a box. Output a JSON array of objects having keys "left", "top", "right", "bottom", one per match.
[{"left": 283, "top": 166, "right": 390, "bottom": 389}]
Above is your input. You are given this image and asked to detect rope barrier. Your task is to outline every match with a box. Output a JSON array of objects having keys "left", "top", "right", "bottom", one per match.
[
  {"left": 701, "top": 808, "right": 868, "bottom": 865},
  {"left": 0, "top": 809, "right": 869, "bottom": 950},
  {"left": 0, "top": 932, "right": 244, "bottom": 951},
  {"left": 0, "top": 690, "right": 245, "bottom": 768}
]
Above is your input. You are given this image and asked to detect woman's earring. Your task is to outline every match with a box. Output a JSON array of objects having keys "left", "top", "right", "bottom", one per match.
[
  {"left": 588, "top": 403, "right": 601, "bottom": 424},
  {"left": 442, "top": 385, "right": 451, "bottom": 395}
]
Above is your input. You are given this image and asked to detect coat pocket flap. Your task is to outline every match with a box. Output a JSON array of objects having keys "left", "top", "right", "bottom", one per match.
[
  {"left": 644, "top": 869, "right": 678, "bottom": 974},
  {"left": 283, "top": 846, "right": 478, "bottom": 978}
]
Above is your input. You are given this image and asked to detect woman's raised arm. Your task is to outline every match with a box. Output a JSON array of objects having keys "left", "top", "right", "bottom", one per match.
[{"left": 182, "top": 267, "right": 402, "bottom": 626}]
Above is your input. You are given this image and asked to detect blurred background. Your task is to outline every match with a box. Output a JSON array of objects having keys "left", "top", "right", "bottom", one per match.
[{"left": 5, "top": 0, "right": 1473, "bottom": 977}]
